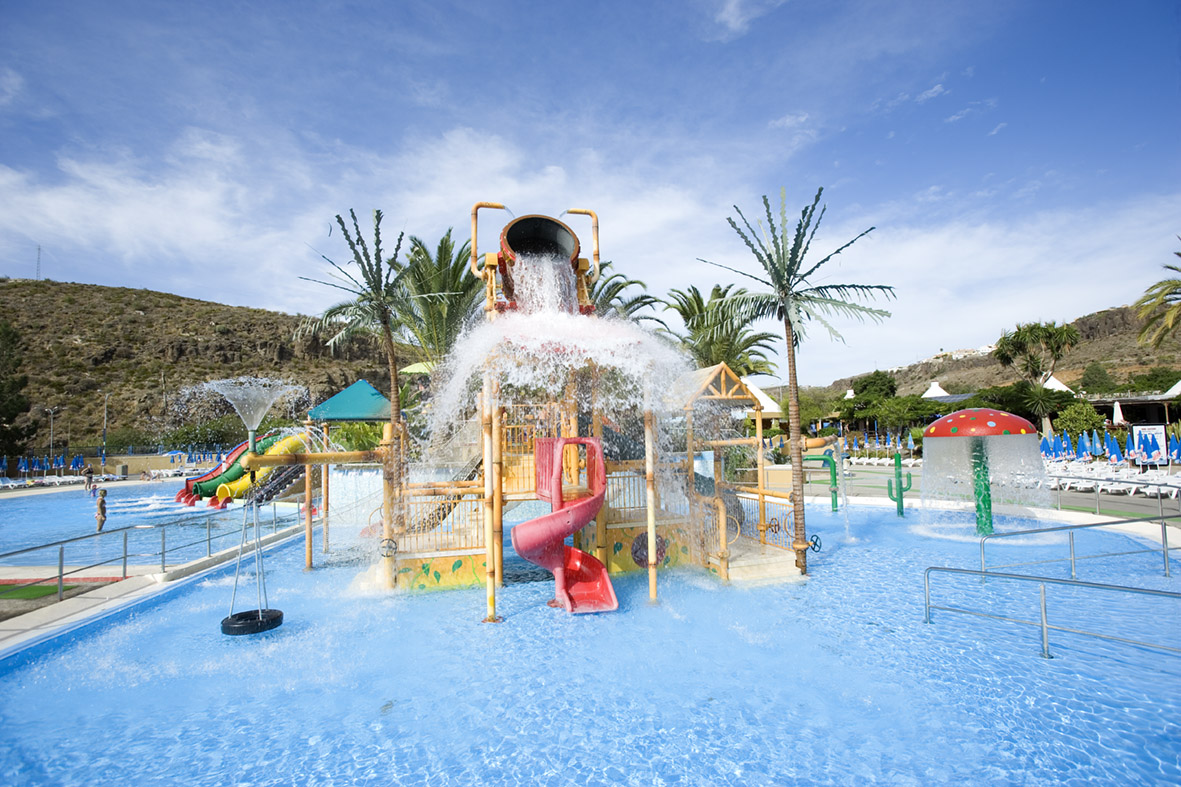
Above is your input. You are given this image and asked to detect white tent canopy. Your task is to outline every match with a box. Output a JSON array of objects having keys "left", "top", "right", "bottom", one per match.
[
  {"left": 1044, "top": 374, "right": 1073, "bottom": 393},
  {"left": 921, "top": 381, "right": 950, "bottom": 399}
]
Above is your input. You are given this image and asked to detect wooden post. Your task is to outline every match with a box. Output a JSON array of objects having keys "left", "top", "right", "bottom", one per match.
[
  {"left": 379, "top": 422, "right": 396, "bottom": 589},
  {"left": 716, "top": 498, "right": 729, "bottom": 582},
  {"left": 304, "top": 419, "right": 314, "bottom": 570},
  {"left": 321, "top": 422, "right": 330, "bottom": 553},
  {"left": 481, "top": 380, "right": 499, "bottom": 622},
  {"left": 492, "top": 401, "right": 504, "bottom": 588},
  {"left": 755, "top": 405, "right": 766, "bottom": 544},
  {"left": 713, "top": 445, "right": 726, "bottom": 577},
  {"left": 592, "top": 402, "right": 607, "bottom": 565},
  {"left": 644, "top": 408, "right": 658, "bottom": 603}
]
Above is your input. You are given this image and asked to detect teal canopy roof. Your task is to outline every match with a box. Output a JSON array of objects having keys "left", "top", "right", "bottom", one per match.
[{"left": 307, "top": 380, "right": 391, "bottom": 422}]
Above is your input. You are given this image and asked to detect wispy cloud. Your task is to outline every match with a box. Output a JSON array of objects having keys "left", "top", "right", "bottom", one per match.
[
  {"left": 988, "top": 122, "right": 1007, "bottom": 136},
  {"left": 711, "top": 0, "right": 788, "bottom": 37},
  {"left": 916, "top": 83, "right": 948, "bottom": 103},
  {"left": 0, "top": 68, "right": 23, "bottom": 107}
]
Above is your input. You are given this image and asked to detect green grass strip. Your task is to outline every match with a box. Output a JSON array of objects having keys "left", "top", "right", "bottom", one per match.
[{"left": 0, "top": 584, "right": 79, "bottom": 599}]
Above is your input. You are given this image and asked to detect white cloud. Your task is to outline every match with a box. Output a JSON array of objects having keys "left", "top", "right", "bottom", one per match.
[
  {"left": 0, "top": 68, "right": 23, "bottom": 107},
  {"left": 915, "top": 83, "right": 947, "bottom": 103},
  {"left": 988, "top": 122, "right": 1007, "bottom": 136},
  {"left": 769, "top": 111, "right": 809, "bottom": 129},
  {"left": 711, "top": 0, "right": 788, "bottom": 37}
]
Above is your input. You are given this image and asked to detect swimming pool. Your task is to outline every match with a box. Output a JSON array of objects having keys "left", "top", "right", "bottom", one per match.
[
  {"left": 0, "top": 483, "right": 300, "bottom": 568},
  {"left": 0, "top": 503, "right": 1177, "bottom": 785}
]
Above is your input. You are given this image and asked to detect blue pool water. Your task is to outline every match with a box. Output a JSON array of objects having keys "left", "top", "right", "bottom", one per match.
[
  {"left": 0, "top": 504, "right": 1178, "bottom": 785},
  {"left": 0, "top": 483, "right": 299, "bottom": 568}
]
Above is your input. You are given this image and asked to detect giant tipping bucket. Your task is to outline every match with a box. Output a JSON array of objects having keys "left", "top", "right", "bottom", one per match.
[
  {"left": 470, "top": 202, "right": 600, "bottom": 315},
  {"left": 498, "top": 215, "right": 581, "bottom": 308}
]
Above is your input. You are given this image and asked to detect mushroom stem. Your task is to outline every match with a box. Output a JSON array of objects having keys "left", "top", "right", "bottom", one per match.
[{"left": 970, "top": 437, "right": 993, "bottom": 535}]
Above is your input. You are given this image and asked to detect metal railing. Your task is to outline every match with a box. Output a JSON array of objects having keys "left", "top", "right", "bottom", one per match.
[
  {"left": 980, "top": 517, "right": 1174, "bottom": 579},
  {"left": 924, "top": 566, "right": 1181, "bottom": 658},
  {"left": 1045, "top": 472, "right": 1181, "bottom": 517},
  {"left": 0, "top": 502, "right": 297, "bottom": 603}
]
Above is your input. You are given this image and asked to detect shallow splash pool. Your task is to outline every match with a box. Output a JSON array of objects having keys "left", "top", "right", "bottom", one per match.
[{"left": 0, "top": 504, "right": 1178, "bottom": 785}]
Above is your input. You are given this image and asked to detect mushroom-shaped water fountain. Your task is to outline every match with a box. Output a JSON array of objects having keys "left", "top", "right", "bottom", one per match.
[{"left": 921, "top": 408, "right": 1044, "bottom": 535}]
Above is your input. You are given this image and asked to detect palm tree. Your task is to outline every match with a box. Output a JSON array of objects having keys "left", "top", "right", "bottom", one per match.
[
  {"left": 396, "top": 229, "right": 483, "bottom": 365},
  {"left": 662, "top": 284, "right": 778, "bottom": 376},
  {"left": 1135, "top": 240, "right": 1181, "bottom": 348},
  {"left": 587, "top": 260, "right": 666, "bottom": 327},
  {"left": 296, "top": 209, "right": 409, "bottom": 540},
  {"left": 703, "top": 187, "right": 893, "bottom": 573},
  {"left": 992, "top": 322, "right": 1080, "bottom": 385}
]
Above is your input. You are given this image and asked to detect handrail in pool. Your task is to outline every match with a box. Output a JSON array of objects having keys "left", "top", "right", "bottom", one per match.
[
  {"left": 923, "top": 565, "right": 1181, "bottom": 658},
  {"left": 979, "top": 516, "right": 1174, "bottom": 579},
  {"left": 0, "top": 501, "right": 298, "bottom": 602}
]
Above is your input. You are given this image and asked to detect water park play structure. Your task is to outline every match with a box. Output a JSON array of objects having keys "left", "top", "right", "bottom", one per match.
[{"left": 202, "top": 203, "right": 841, "bottom": 623}]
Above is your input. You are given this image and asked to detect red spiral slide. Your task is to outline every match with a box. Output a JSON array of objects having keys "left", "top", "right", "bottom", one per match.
[{"left": 510, "top": 437, "right": 618, "bottom": 614}]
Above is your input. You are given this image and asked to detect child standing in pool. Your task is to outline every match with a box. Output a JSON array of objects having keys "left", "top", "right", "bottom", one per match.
[{"left": 95, "top": 488, "right": 107, "bottom": 532}]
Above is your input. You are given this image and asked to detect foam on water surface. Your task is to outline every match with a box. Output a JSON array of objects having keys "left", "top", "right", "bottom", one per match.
[{"left": 0, "top": 504, "right": 1177, "bottom": 786}]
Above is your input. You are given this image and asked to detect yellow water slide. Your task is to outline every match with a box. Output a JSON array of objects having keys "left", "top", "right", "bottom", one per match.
[{"left": 215, "top": 433, "right": 310, "bottom": 500}]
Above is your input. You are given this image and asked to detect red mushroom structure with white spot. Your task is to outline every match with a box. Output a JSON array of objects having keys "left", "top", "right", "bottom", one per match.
[{"left": 922, "top": 408, "right": 1039, "bottom": 535}]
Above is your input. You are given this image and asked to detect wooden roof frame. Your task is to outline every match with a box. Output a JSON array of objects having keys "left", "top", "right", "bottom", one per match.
[{"left": 675, "top": 363, "right": 762, "bottom": 412}]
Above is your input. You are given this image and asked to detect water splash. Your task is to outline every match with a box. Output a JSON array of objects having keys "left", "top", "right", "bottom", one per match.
[
  {"left": 920, "top": 433, "right": 1050, "bottom": 516},
  {"left": 202, "top": 378, "right": 306, "bottom": 432}
]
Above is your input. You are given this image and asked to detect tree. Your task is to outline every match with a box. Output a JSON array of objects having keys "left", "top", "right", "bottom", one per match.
[
  {"left": 396, "top": 229, "right": 483, "bottom": 365},
  {"left": 1134, "top": 239, "right": 1181, "bottom": 347},
  {"left": 1053, "top": 401, "right": 1105, "bottom": 438},
  {"left": 662, "top": 284, "right": 778, "bottom": 376},
  {"left": 992, "top": 321, "right": 1080, "bottom": 385},
  {"left": 0, "top": 321, "right": 34, "bottom": 459},
  {"left": 838, "top": 370, "right": 897, "bottom": 424},
  {"left": 588, "top": 260, "right": 666, "bottom": 327},
  {"left": 1078, "top": 362, "right": 1117, "bottom": 394},
  {"left": 704, "top": 187, "right": 893, "bottom": 572},
  {"left": 1128, "top": 366, "right": 1181, "bottom": 393},
  {"left": 296, "top": 209, "right": 410, "bottom": 543}
]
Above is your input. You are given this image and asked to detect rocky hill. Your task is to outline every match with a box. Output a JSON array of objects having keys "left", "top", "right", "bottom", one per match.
[
  {"left": 829, "top": 306, "right": 1181, "bottom": 396},
  {"left": 1, "top": 278, "right": 411, "bottom": 449}
]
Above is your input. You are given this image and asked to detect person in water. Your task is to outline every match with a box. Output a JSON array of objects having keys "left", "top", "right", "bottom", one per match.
[
  {"left": 82, "top": 463, "right": 94, "bottom": 491},
  {"left": 95, "top": 488, "right": 107, "bottom": 532}
]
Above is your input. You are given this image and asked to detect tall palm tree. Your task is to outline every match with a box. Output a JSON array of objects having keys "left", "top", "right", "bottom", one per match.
[
  {"left": 703, "top": 187, "right": 893, "bottom": 573},
  {"left": 1135, "top": 240, "right": 1181, "bottom": 348},
  {"left": 662, "top": 284, "right": 778, "bottom": 376},
  {"left": 587, "top": 260, "right": 666, "bottom": 327},
  {"left": 396, "top": 229, "right": 483, "bottom": 365},
  {"left": 296, "top": 209, "right": 409, "bottom": 540}
]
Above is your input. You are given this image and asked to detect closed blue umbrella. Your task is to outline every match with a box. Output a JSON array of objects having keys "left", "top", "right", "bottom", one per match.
[
  {"left": 1053, "top": 434, "right": 1064, "bottom": 458},
  {"left": 1125, "top": 433, "right": 1135, "bottom": 461},
  {"left": 0, "top": 456, "right": 6, "bottom": 472},
  {"left": 1079, "top": 431, "right": 1092, "bottom": 456},
  {"left": 1108, "top": 435, "right": 1124, "bottom": 464},
  {"left": 1091, "top": 430, "right": 1102, "bottom": 455},
  {"left": 1149, "top": 434, "right": 1163, "bottom": 463},
  {"left": 907, "top": 432, "right": 916, "bottom": 451},
  {"left": 1063, "top": 432, "right": 1074, "bottom": 456},
  {"left": 1040, "top": 436, "right": 1051, "bottom": 457},
  {"left": 1170, "top": 435, "right": 1181, "bottom": 462}
]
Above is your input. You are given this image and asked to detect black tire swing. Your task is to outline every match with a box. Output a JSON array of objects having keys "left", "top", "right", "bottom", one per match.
[{"left": 221, "top": 470, "right": 283, "bottom": 635}]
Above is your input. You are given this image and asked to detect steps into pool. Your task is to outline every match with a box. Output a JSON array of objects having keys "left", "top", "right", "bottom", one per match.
[{"left": 710, "top": 536, "right": 804, "bottom": 584}]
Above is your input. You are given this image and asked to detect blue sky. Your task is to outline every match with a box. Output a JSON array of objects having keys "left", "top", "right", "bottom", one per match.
[{"left": 1, "top": 0, "right": 1178, "bottom": 387}]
